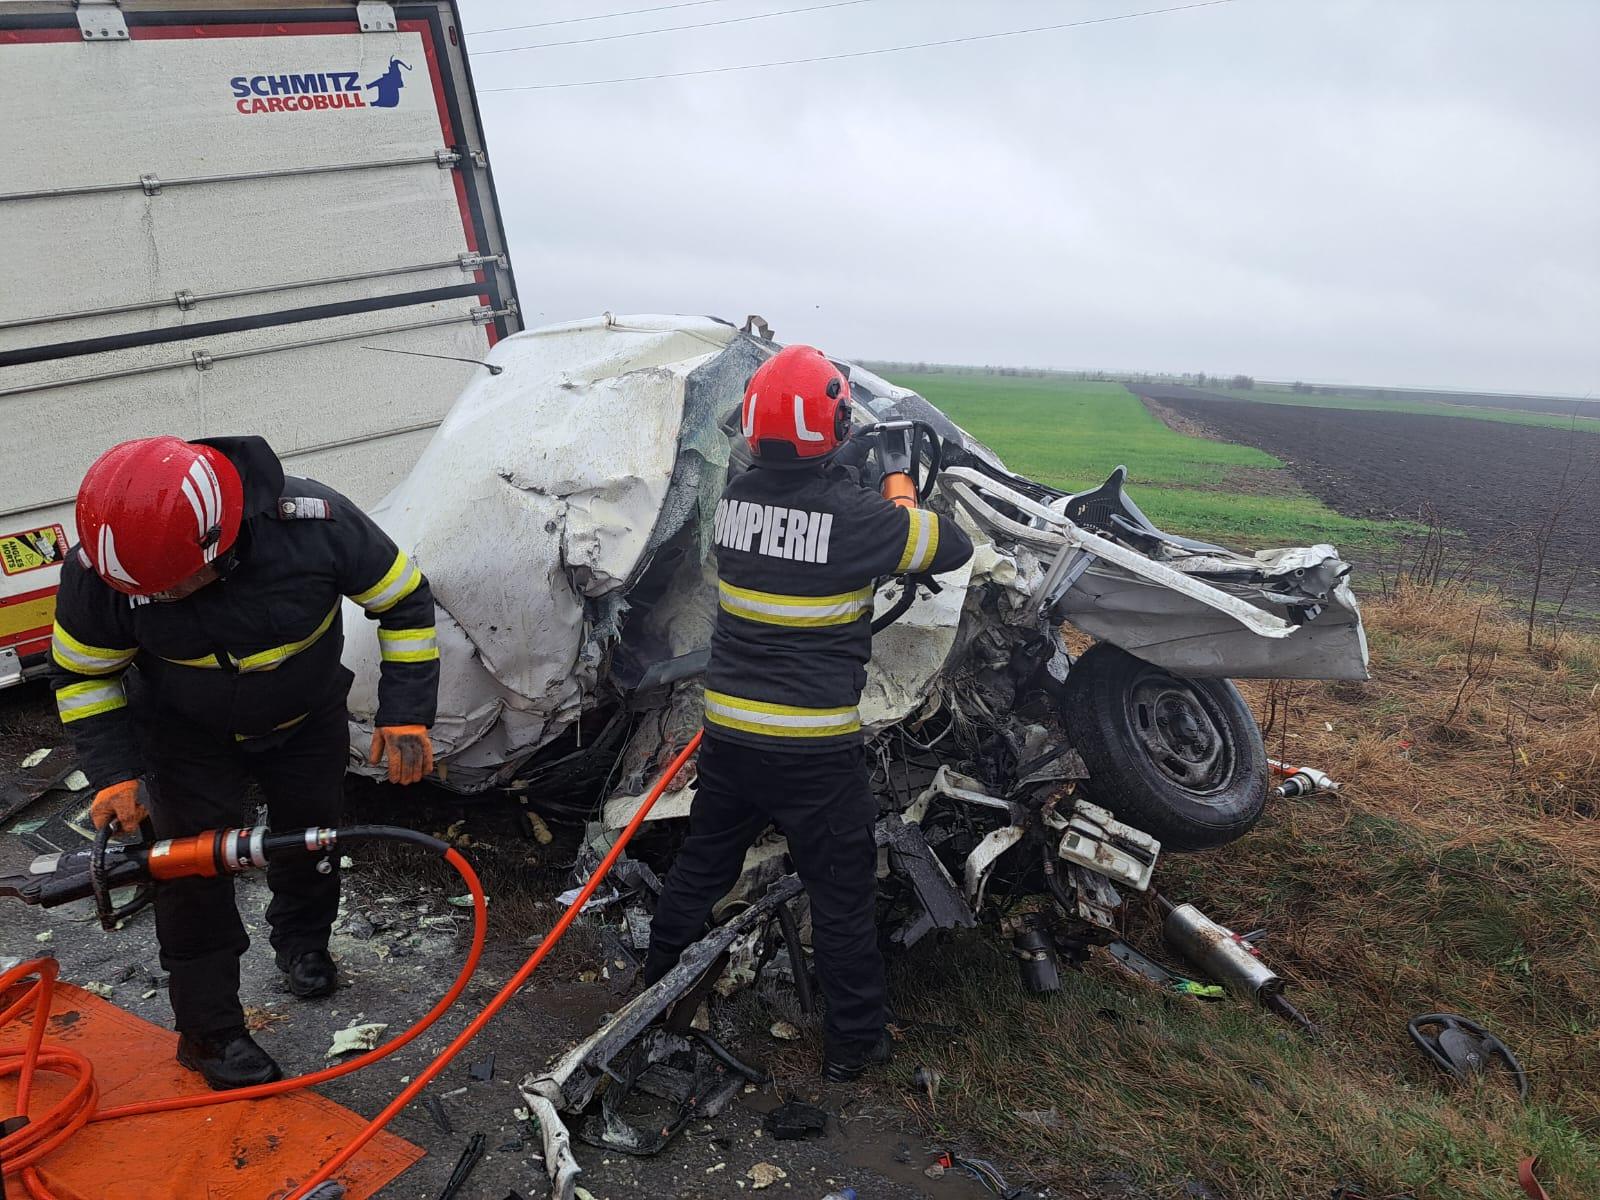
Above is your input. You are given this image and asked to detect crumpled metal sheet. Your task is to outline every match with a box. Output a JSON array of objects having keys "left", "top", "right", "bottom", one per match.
[
  {"left": 1055, "top": 543, "right": 1369, "bottom": 680},
  {"left": 343, "top": 315, "right": 737, "bottom": 788}
]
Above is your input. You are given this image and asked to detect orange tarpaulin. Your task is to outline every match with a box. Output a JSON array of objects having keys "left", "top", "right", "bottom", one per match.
[{"left": 1, "top": 982, "right": 423, "bottom": 1200}]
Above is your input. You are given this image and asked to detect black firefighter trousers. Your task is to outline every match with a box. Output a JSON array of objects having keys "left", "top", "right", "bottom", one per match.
[
  {"left": 139, "top": 703, "right": 348, "bottom": 1036},
  {"left": 645, "top": 735, "right": 886, "bottom": 1059}
]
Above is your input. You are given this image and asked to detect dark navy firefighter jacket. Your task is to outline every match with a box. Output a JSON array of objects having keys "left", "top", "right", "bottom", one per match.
[
  {"left": 704, "top": 459, "right": 974, "bottom": 753},
  {"left": 49, "top": 436, "right": 439, "bottom": 788}
]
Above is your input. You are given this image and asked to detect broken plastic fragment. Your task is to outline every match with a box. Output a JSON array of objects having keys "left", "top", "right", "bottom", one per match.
[
  {"left": 748, "top": 1163, "right": 786, "bottom": 1190},
  {"left": 555, "top": 886, "right": 620, "bottom": 912},
  {"left": 20, "top": 748, "right": 51, "bottom": 768},
  {"left": 447, "top": 893, "right": 485, "bottom": 908},
  {"left": 63, "top": 770, "right": 90, "bottom": 791},
  {"left": 82, "top": 982, "right": 113, "bottom": 998},
  {"left": 34, "top": 930, "right": 52, "bottom": 943},
  {"left": 325, "top": 1022, "right": 388, "bottom": 1058}
]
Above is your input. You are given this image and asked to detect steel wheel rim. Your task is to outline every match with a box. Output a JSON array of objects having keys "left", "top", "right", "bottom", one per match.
[{"left": 1128, "top": 670, "right": 1234, "bottom": 797}]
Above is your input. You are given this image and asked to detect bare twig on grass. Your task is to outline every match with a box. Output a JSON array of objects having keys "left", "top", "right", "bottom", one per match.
[
  {"left": 1524, "top": 418, "right": 1599, "bottom": 651},
  {"left": 1442, "top": 608, "right": 1499, "bottom": 728}
]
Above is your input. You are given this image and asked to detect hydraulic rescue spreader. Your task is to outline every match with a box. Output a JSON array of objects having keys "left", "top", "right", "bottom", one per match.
[{"left": 0, "top": 823, "right": 433, "bottom": 914}]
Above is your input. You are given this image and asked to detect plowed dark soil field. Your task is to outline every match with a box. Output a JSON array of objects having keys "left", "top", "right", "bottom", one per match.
[{"left": 1130, "top": 384, "right": 1600, "bottom": 612}]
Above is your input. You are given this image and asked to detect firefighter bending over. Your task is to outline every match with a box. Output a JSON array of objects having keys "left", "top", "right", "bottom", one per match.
[
  {"left": 645, "top": 346, "right": 974, "bottom": 1081},
  {"left": 50, "top": 436, "right": 439, "bottom": 1089}
]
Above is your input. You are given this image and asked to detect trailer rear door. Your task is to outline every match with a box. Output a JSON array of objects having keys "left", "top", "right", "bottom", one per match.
[{"left": 0, "top": 0, "right": 521, "bottom": 682}]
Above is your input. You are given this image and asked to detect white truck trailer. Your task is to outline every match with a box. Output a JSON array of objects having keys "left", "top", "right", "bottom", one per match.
[{"left": 0, "top": 0, "right": 521, "bottom": 685}]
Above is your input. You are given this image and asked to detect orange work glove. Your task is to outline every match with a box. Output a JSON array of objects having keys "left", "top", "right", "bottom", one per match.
[
  {"left": 368, "top": 725, "right": 435, "bottom": 785},
  {"left": 90, "top": 779, "right": 148, "bottom": 832}
]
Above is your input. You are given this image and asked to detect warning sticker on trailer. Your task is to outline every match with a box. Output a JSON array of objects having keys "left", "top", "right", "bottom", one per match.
[{"left": 0, "top": 525, "right": 66, "bottom": 576}]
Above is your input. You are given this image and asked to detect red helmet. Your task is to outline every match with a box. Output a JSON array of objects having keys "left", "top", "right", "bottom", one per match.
[
  {"left": 75, "top": 437, "right": 244, "bottom": 596},
  {"left": 741, "top": 344, "right": 851, "bottom": 467}
]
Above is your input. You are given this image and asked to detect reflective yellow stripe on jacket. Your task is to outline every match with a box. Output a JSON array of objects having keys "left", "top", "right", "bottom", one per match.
[
  {"left": 351, "top": 551, "right": 423, "bottom": 614},
  {"left": 378, "top": 626, "right": 440, "bottom": 664},
  {"left": 51, "top": 623, "right": 136, "bottom": 677},
  {"left": 56, "top": 677, "right": 128, "bottom": 724},
  {"left": 163, "top": 604, "right": 339, "bottom": 673},
  {"left": 717, "top": 581, "right": 873, "bottom": 629},
  {"left": 894, "top": 509, "right": 941, "bottom": 574},
  {"left": 703, "top": 689, "right": 860, "bottom": 739}
]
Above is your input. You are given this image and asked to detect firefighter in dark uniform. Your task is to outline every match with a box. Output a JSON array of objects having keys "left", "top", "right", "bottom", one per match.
[
  {"left": 50, "top": 435, "right": 439, "bottom": 1089},
  {"left": 645, "top": 345, "right": 974, "bottom": 1081}
]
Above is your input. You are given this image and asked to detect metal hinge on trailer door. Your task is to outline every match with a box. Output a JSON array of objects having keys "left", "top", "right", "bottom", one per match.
[
  {"left": 356, "top": 2, "right": 398, "bottom": 32},
  {"left": 75, "top": 0, "right": 129, "bottom": 41}
]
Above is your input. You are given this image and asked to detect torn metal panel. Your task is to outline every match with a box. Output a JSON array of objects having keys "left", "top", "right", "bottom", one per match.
[
  {"left": 523, "top": 875, "right": 804, "bottom": 1117},
  {"left": 964, "top": 824, "right": 1025, "bottom": 907},
  {"left": 525, "top": 1092, "right": 582, "bottom": 1200},
  {"left": 905, "top": 765, "right": 1012, "bottom": 827},
  {"left": 859, "top": 555, "right": 974, "bottom": 729},
  {"left": 575, "top": 1028, "right": 752, "bottom": 1157},
  {"left": 875, "top": 816, "right": 976, "bottom": 948},
  {"left": 1053, "top": 800, "right": 1160, "bottom": 892},
  {"left": 943, "top": 466, "right": 1368, "bottom": 681},
  {"left": 343, "top": 316, "right": 739, "bottom": 790},
  {"left": 1066, "top": 864, "right": 1125, "bottom": 930}
]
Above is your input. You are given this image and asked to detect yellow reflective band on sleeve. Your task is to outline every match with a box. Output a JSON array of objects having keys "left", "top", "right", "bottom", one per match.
[
  {"left": 56, "top": 677, "right": 128, "bottom": 724},
  {"left": 378, "top": 625, "right": 440, "bottom": 664},
  {"left": 717, "top": 582, "right": 873, "bottom": 629},
  {"left": 162, "top": 604, "right": 339, "bottom": 673},
  {"left": 351, "top": 551, "right": 423, "bottom": 614},
  {"left": 50, "top": 622, "right": 136, "bottom": 677},
  {"left": 702, "top": 689, "right": 860, "bottom": 739},
  {"left": 894, "top": 509, "right": 940, "bottom": 574}
]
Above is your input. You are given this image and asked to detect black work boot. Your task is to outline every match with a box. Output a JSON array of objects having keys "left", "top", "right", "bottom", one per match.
[
  {"left": 275, "top": 947, "right": 338, "bottom": 998},
  {"left": 177, "top": 1027, "right": 283, "bottom": 1090},
  {"left": 822, "top": 1029, "right": 894, "bottom": 1083}
]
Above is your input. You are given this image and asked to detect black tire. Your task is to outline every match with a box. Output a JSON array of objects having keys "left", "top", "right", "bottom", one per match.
[{"left": 1060, "top": 643, "right": 1267, "bottom": 851}]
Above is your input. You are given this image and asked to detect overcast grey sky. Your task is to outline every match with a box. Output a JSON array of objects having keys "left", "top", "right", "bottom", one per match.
[{"left": 461, "top": 0, "right": 1598, "bottom": 396}]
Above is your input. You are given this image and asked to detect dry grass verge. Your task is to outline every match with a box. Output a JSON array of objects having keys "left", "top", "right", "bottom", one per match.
[{"left": 888, "top": 586, "right": 1600, "bottom": 1199}]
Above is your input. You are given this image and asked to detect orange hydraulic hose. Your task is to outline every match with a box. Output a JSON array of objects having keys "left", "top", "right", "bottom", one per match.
[
  {"left": 284, "top": 730, "right": 704, "bottom": 1200},
  {"left": 1, "top": 846, "right": 488, "bottom": 1199}
]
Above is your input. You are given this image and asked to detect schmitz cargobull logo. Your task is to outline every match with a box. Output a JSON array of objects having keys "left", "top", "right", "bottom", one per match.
[{"left": 230, "top": 56, "right": 411, "bottom": 115}]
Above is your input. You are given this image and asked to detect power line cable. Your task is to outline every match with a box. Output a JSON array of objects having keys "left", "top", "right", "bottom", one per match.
[
  {"left": 479, "top": 0, "right": 1238, "bottom": 94},
  {"left": 476, "top": 0, "right": 891, "bottom": 57},
  {"left": 469, "top": 0, "right": 733, "bottom": 38}
]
